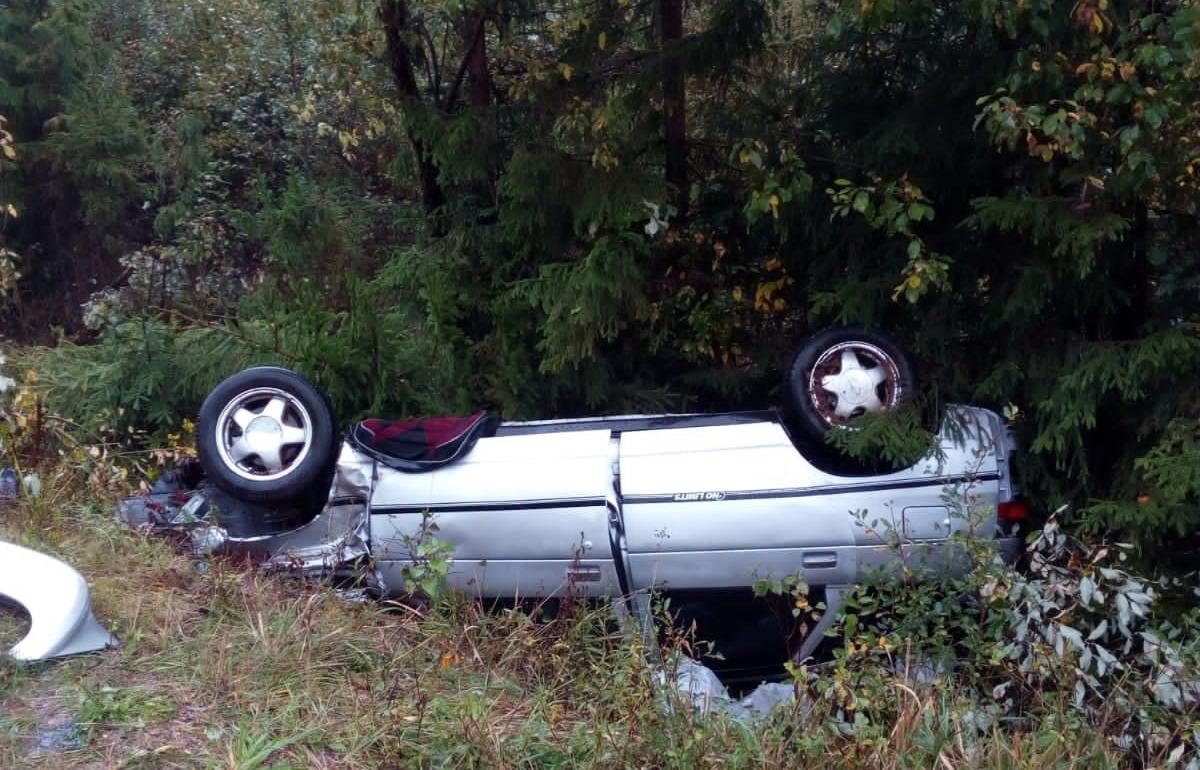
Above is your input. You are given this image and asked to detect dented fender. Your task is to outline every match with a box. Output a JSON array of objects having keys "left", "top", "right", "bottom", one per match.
[{"left": 0, "top": 541, "right": 117, "bottom": 661}]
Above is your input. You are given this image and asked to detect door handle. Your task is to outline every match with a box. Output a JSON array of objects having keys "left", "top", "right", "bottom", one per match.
[
  {"left": 801, "top": 551, "right": 838, "bottom": 569},
  {"left": 566, "top": 565, "right": 602, "bottom": 583}
]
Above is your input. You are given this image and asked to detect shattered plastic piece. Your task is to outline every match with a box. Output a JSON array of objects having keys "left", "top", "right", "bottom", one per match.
[
  {"left": 172, "top": 494, "right": 208, "bottom": 525},
  {"left": 35, "top": 722, "right": 86, "bottom": 753},
  {"left": 191, "top": 525, "right": 228, "bottom": 554},
  {"left": 1, "top": 541, "right": 117, "bottom": 661},
  {"left": 655, "top": 656, "right": 802, "bottom": 722},
  {"left": 21, "top": 472, "right": 41, "bottom": 499},
  {"left": 657, "top": 656, "right": 731, "bottom": 714},
  {"left": 0, "top": 467, "right": 18, "bottom": 500}
]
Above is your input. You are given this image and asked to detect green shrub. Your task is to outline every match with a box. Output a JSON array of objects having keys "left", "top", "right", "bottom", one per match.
[
  {"left": 27, "top": 284, "right": 458, "bottom": 442},
  {"left": 763, "top": 514, "right": 1200, "bottom": 768}
]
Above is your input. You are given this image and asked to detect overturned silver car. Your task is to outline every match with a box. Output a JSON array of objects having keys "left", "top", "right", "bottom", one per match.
[{"left": 185, "top": 327, "right": 1025, "bottom": 622}]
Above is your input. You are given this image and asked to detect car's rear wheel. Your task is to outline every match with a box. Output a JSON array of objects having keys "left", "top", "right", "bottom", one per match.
[
  {"left": 784, "top": 327, "right": 916, "bottom": 445},
  {"left": 197, "top": 367, "right": 338, "bottom": 509}
]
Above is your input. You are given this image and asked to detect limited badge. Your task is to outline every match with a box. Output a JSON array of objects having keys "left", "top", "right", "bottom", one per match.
[{"left": 672, "top": 491, "right": 727, "bottom": 502}]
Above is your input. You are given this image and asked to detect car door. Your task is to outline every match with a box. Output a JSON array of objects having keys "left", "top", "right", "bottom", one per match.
[
  {"left": 617, "top": 420, "right": 863, "bottom": 590},
  {"left": 617, "top": 412, "right": 1003, "bottom": 591},
  {"left": 370, "top": 429, "right": 622, "bottom": 598}
]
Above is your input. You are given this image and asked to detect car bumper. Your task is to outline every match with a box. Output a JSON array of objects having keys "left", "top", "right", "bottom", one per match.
[
  {"left": 995, "top": 535, "right": 1024, "bottom": 565},
  {"left": 1, "top": 541, "right": 117, "bottom": 661}
]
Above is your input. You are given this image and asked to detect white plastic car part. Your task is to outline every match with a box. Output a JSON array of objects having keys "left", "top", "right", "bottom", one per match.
[{"left": 0, "top": 541, "right": 116, "bottom": 661}]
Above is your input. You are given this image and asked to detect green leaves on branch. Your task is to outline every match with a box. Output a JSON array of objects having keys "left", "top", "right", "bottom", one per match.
[
  {"left": 828, "top": 176, "right": 948, "bottom": 304},
  {"left": 736, "top": 139, "right": 813, "bottom": 232},
  {"left": 0, "top": 114, "right": 18, "bottom": 304}
]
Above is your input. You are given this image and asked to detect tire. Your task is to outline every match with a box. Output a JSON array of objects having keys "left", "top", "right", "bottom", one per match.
[
  {"left": 197, "top": 367, "right": 338, "bottom": 506},
  {"left": 783, "top": 327, "right": 917, "bottom": 444}
]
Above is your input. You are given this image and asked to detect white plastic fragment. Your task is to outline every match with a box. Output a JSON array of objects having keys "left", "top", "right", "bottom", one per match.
[
  {"left": 655, "top": 656, "right": 802, "bottom": 722},
  {"left": 1, "top": 541, "right": 117, "bottom": 661}
]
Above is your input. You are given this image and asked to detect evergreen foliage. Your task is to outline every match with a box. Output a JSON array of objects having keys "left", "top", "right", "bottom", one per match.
[{"left": 1, "top": 0, "right": 1198, "bottom": 552}]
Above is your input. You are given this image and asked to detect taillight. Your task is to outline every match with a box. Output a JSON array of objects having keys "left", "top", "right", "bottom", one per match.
[{"left": 998, "top": 500, "right": 1030, "bottom": 523}]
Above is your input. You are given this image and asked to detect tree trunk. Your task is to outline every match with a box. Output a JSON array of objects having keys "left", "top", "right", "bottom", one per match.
[
  {"left": 379, "top": 0, "right": 446, "bottom": 231},
  {"left": 660, "top": 0, "right": 687, "bottom": 222},
  {"left": 463, "top": 13, "right": 491, "bottom": 108},
  {"left": 461, "top": 12, "right": 497, "bottom": 206}
]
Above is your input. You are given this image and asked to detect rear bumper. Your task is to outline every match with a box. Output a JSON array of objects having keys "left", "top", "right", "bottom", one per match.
[
  {"left": 1, "top": 541, "right": 117, "bottom": 661},
  {"left": 995, "top": 535, "right": 1024, "bottom": 565}
]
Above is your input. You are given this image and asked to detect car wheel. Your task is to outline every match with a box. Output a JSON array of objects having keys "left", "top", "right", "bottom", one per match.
[
  {"left": 197, "top": 367, "right": 338, "bottom": 506},
  {"left": 783, "top": 327, "right": 916, "bottom": 444}
]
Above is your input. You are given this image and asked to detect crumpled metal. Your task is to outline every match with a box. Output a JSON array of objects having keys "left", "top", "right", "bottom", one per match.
[
  {"left": 256, "top": 443, "right": 374, "bottom": 577},
  {"left": 118, "top": 443, "right": 376, "bottom": 584}
]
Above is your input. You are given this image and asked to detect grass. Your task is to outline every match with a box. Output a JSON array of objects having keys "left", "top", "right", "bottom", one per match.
[{"left": 0, "top": 466, "right": 1128, "bottom": 769}]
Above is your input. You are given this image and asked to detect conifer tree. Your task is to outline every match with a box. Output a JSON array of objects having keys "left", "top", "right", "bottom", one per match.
[{"left": 5, "top": 0, "right": 1200, "bottom": 552}]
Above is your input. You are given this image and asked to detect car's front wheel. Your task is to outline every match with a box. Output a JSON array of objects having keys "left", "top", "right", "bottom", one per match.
[{"left": 197, "top": 367, "right": 338, "bottom": 508}]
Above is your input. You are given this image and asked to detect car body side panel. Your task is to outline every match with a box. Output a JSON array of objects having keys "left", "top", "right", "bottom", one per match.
[
  {"left": 618, "top": 407, "right": 1005, "bottom": 590},
  {"left": 368, "top": 406, "right": 1009, "bottom": 597},
  {"left": 1, "top": 541, "right": 116, "bottom": 661},
  {"left": 406, "top": 557, "right": 623, "bottom": 598},
  {"left": 626, "top": 546, "right": 862, "bottom": 589},
  {"left": 618, "top": 423, "right": 858, "bottom": 589},
  {"left": 371, "top": 429, "right": 618, "bottom": 597},
  {"left": 617, "top": 422, "right": 813, "bottom": 495}
]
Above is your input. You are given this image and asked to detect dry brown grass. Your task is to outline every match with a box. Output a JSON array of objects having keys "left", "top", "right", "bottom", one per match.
[{"left": 0, "top": 468, "right": 1126, "bottom": 770}]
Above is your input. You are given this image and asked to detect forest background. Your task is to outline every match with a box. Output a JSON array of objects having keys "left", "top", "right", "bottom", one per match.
[{"left": 2, "top": 0, "right": 1199, "bottom": 557}]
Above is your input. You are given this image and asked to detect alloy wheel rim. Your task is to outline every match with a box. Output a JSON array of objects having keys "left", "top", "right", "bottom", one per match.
[
  {"left": 807, "top": 341, "right": 902, "bottom": 427},
  {"left": 214, "top": 387, "right": 314, "bottom": 482}
]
